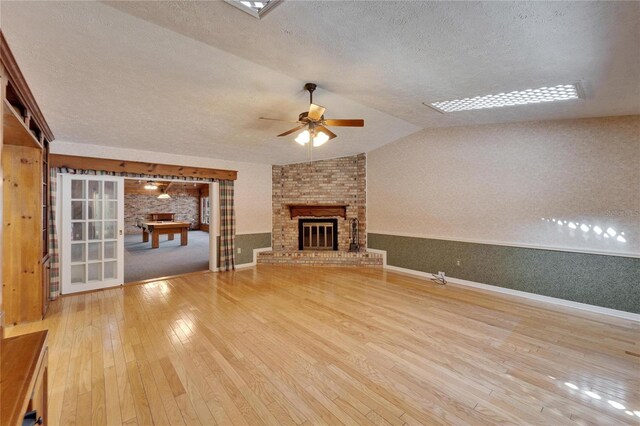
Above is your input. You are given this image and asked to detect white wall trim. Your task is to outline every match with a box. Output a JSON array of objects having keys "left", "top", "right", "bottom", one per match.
[
  {"left": 367, "top": 230, "right": 640, "bottom": 259},
  {"left": 369, "top": 248, "right": 640, "bottom": 322},
  {"left": 235, "top": 247, "right": 272, "bottom": 270},
  {"left": 367, "top": 248, "right": 387, "bottom": 265},
  {"left": 209, "top": 182, "right": 219, "bottom": 273}
]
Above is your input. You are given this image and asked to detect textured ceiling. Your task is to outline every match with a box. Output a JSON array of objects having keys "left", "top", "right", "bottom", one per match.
[
  {"left": 0, "top": 1, "right": 418, "bottom": 164},
  {"left": 2, "top": 1, "right": 639, "bottom": 164},
  {"left": 105, "top": 1, "right": 640, "bottom": 125}
]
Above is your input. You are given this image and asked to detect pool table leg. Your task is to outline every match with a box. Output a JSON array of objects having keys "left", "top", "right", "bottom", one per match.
[
  {"left": 142, "top": 231, "right": 149, "bottom": 243},
  {"left": 152, "top": 231, "right": 160, "bottom": 249},
  {"left": 168, "top": 233, "right": 174, "bottom": 241},
  {"left": 181, "top": 228, "right": 188, "bottom": 246}
]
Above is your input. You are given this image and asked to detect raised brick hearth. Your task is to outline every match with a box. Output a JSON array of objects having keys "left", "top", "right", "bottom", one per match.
[{"left": 257, "top": 250, "right": 382, "bottom": 266}]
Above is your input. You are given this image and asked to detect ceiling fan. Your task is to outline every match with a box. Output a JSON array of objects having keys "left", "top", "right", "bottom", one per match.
[{"left": 260, "top": 83, "right": 365, "bottom": 148}]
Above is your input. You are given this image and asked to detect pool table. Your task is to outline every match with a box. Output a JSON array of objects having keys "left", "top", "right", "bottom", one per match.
[{"left": 140, "top": 221, "right": 190, "bottom": 249}]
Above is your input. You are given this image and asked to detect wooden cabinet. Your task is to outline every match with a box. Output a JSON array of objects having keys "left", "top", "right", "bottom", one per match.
[
  {"left": 3, "top": 144, "right": 44, "bottom": 324},
  {"left": 41, "top": 257, "right": 50, "bottom": 319},
  {"left": 0, "top": 330, "right": 48, "bottom": 426},
  {"left": 42, "top": 140, "right": 50, "bottom": 258},
  {"left": 27, "top": 348, "right": 48, "bottom": 426},
  {"left": 0, "top": 40, "right": 4, "bottom": 339},
  {"left": 1, "top": 31, "right": 54, "bottom": 325}
]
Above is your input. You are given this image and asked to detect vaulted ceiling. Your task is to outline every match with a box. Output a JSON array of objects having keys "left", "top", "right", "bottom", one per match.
[{"left": 2, "top": 1, "right": 638, "bottom": 164}]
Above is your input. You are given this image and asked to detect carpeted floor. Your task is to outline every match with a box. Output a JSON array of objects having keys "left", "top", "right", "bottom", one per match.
[{"left": 124, "top": 230, "right": 210, "bottom": 283}]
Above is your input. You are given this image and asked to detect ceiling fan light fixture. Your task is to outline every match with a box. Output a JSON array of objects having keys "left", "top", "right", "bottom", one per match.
[
  {"left": 295, "top": 130, "right": 310, "bottom": 145},
  {"left": 313, "top": 131, "right": 329, "bottom": 147},
  {"left": 260, "top": 83, "right": 365, "bottom": 154},
  {"left": 144, "top": 181, "right": 158, "bottom": 190},
  {"left": 157, "top": 192, "right": 171, "bottom": 200}
]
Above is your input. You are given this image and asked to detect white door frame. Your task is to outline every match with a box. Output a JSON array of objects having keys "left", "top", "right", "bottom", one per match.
[
  {"left": 210, "top": 181, "right": 219, "bottom": 271},
  {"left": 120, "top": 177, "right": 218, "bottom": 273},
  {"left": 117, "top": 177, "right": 219, "bottom": 273}
]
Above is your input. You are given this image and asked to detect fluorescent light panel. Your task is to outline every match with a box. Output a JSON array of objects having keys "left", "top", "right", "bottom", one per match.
[
  {"left": 240, "top": 1, "right": 264, "bottom": 10},
  {"left": 430, "top": 84, "right": 582, "bottom": 113}
]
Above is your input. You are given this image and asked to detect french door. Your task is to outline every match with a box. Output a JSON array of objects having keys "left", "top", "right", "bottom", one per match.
[{"left": 61, "top": 175, "right": 124, "bottom": 294}]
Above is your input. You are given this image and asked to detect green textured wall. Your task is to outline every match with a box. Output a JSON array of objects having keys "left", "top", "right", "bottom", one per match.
[
  {"left": 368, "top": 233, "right": 640, "bottom": 313},
  {"left": 216, "top": 233, "right": 271, "bottom": 267},
  {"left": 236, "top": 233, "right": 272, "bottom": 265}
]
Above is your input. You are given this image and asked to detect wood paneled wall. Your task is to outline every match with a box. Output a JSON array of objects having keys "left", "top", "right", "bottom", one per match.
[
  {"left": 2, "top": 144, "right": 43, "bottom": 325},
  {"left": 124, "top": 180, "right": 205, "bottom": 196},
  {"left": 1, "top": 63, "right": 5, "bottom": 336}
]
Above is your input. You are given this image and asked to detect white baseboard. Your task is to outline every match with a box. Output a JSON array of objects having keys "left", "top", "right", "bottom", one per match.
[
  {"left": 234, "top": 264, "right": 252, "bottom": 270},
  {"left": 369, "top": 249, "right": 640, "bottom": 322},
  {"left": 235, "top": 247, "right": 272, "bottom": 270}
]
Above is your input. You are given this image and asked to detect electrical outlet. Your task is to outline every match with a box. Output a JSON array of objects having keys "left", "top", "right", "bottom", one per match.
[
  {"left": 237, "top": 247, "right": 242, "bottom": 254},
  {"left": 432, "top": 271, "right": 447, "bottom": 285},
  {"left": 456, "top": 259, "right": 461, "bottom": 266}
]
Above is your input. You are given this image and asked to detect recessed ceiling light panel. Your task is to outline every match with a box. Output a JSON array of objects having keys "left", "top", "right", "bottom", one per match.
[
  {"left": 427, "top": 83, "right": 583, "bottom": 113},
  {"left": 225, "top": 0, "right": 281, "bottom": 19}
]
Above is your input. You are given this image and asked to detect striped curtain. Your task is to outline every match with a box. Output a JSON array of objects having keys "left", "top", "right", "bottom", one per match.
[
  {"left": 48, "top": 169, "right": 60, "bottom": 299},
  {"left": 219, "top": 180, "right": 236, "bottom": 271}
]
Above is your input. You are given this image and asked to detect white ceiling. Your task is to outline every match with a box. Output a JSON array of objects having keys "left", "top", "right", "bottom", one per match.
[{"left": 2, "top": 1, "right": 638, "bottom": 165}]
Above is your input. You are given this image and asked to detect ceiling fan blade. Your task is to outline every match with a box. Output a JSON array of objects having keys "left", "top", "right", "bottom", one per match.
[
  {"left": 324, "top": 119, "right": 365, "bottom": 127},
  {"left": 316, "top": 125, "right": 337, "bottom": 140},
  {"left": 308, "top": 103, "right": 326, "bottom": 121},
  {"left": 259, "top": 117, "right": 299, "bottom": 123},
  {"left": 277, "top": 124, "right": 307, "bottom": 137}
]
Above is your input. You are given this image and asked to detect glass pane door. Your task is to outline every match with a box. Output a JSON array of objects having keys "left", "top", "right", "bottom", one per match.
[{"left": 62, "top": 175, "right": 124, "bottom": 294}]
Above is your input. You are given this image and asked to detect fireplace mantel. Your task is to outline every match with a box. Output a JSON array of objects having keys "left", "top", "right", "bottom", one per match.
[{"left": 288, "top": 204, "right": 347, "bottom": 219}]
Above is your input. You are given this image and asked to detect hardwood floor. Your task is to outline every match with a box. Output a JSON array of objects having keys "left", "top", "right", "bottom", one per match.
[{"left": 6, "top": 266, "right": 639, "bottom": 425}]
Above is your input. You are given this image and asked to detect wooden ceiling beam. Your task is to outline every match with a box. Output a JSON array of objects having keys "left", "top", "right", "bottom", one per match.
[{"left": 51, "top": 154, "right": 237, "bottom": 181}]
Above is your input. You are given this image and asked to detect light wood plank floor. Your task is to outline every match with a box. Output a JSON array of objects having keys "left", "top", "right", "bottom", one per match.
[{"left": 6, "top": 266, "right": 640, "bottom": 425}]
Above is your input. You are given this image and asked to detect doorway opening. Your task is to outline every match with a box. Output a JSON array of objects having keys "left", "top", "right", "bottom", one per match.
[{"left": 123, "top": 178, "right": 216, "bottom": 283}]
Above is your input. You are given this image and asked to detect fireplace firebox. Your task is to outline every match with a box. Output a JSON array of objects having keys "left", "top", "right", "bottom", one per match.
[{"left": 298, "top": 218, "right": 339, "bottom": 251}]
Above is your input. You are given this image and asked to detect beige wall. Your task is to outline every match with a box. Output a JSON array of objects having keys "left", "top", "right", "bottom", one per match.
[
  {"left": 51, "top": 141, "right": 272, "bottom": 235},
  {"left": 368, "top": 116, "right": 640, "bottom": 256}
]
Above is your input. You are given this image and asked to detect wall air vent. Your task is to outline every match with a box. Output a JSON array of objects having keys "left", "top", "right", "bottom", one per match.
[
  {"left": 224, "top": 0, "right": 282, "bottom": 19},
  {"left": 425, "top": 83, "right": 584, "bottom": 113}
]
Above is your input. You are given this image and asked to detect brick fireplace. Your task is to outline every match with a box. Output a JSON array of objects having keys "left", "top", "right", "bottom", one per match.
[
  {"left": 261, "top": 153, "right": 381, "bottom": 266},
  {"left": 271, "top": 154, "right": 367, "bottom": 252}
]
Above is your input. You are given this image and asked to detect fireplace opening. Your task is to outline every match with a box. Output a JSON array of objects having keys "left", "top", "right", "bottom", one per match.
[{"left": 298, "top": 218, "right": 338, "bottom": 251}]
